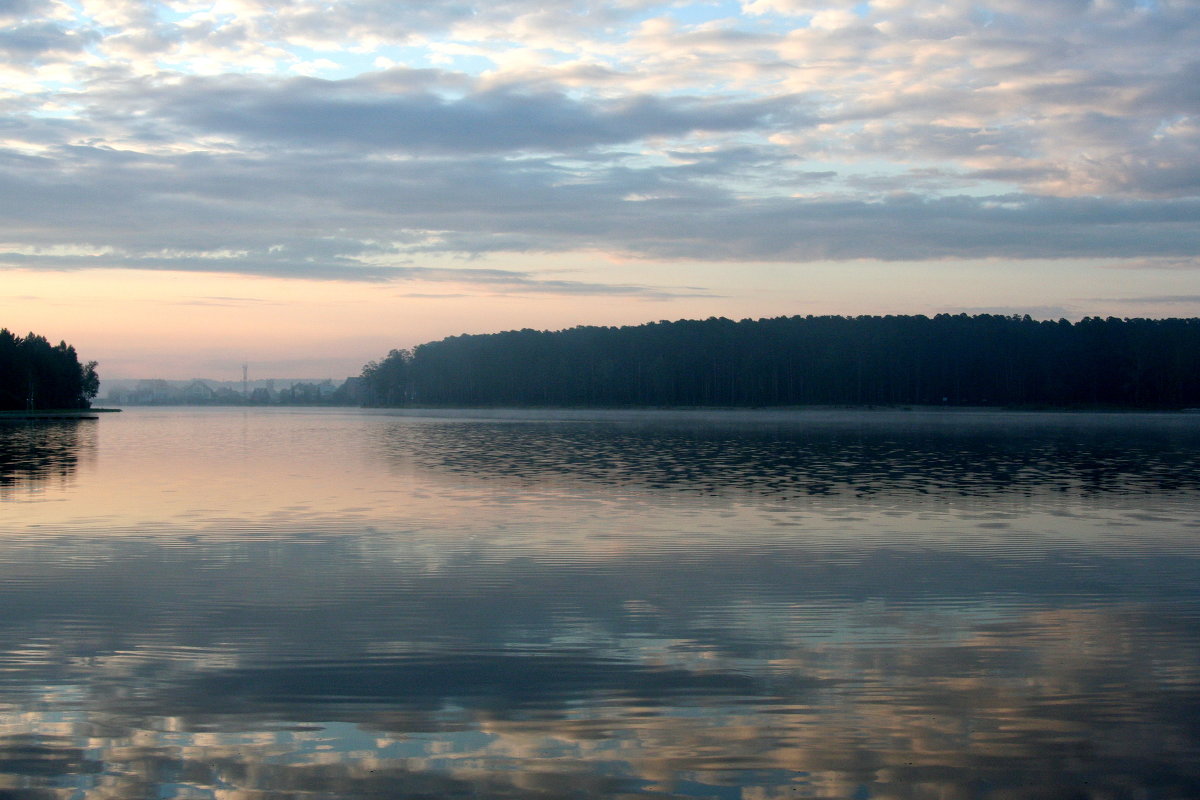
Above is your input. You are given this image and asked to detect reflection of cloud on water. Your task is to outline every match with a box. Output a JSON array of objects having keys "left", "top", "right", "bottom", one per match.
[
  {"left": 2, "top": 410, "right": 1198, "bottom": 798},
  {"left": 0, "top": 605, "right": 1197, "bottom": 799},
  {"left": 0, "top": 536, "right": 1195, "bottom": 686},
  {"left": 0, "top": 538, "right": 1195, "bottom": 800}
]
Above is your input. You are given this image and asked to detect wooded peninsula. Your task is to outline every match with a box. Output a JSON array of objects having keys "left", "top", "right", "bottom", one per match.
[
  {"left": 359, "top": 314, "right": 1200, "bottom": 409},
  {"left": 0, "top": 329, "right": 100, "bottom": 411}
]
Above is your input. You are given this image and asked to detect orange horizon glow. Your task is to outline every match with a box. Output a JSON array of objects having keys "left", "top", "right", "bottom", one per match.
[{"left": 5, "top": 259, "right": 1200, "bottom": 380}]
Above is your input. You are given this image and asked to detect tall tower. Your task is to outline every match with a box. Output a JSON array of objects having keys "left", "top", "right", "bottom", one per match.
[{"left": 242, "top": 363, "right": 248, "bottom": 398}]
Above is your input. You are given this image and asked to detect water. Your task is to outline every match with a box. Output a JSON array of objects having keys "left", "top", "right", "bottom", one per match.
[{"left": 1, "top": 406, "right": 1199, "bottom": 799}]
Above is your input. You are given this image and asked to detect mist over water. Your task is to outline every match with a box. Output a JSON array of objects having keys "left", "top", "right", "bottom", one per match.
[{"left": 0, "top": 407, "right": 1198, "bottom": 799}]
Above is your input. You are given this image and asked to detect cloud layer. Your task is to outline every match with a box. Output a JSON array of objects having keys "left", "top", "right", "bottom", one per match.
[{"left": 1, "top": 0, "right": 1197, "bottom": 289}]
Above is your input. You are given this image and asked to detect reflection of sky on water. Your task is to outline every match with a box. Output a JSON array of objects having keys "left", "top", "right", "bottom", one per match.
[
  {"left": 0, "top": 408, "right": 1198, "bottom": 798},
  {"left": 3, "top": 602, "right": 1198, "bottom": 798}
]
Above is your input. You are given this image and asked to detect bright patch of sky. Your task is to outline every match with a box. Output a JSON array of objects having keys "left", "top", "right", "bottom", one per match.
[{"left": 666, "top": 0, "right": 747, "bottom": 26}]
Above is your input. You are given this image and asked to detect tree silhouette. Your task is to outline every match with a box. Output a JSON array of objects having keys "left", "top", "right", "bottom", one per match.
[
  {"left": 0, "top": 330, "right": 100, "bottom": 411},
  {"left": 359, "top": 315, "right": 1200, "bottom": 409}
]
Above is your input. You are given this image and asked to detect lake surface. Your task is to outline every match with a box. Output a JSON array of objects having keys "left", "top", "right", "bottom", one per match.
[{"left": 1, "top": 406, "right": 1199, "bottom": 799}]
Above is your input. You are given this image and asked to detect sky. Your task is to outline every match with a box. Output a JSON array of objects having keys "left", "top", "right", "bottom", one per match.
[{"left": 1, "top": 0, "right": 1198, "bottom": 379}]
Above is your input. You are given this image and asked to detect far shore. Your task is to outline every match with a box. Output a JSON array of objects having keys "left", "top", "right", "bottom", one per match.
[
  {"left": 88, "top": 400, "right": 1195, "bottom": 419},
  {"left": 0, "top": 408, "right": 120, "bottom": 420},
  {"left": 350, "top": 403, "right": 1200, "bottom": 418}
]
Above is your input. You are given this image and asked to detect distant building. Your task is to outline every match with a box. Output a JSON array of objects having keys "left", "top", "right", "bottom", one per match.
[{"left": 181, "top": 380, "right": 216, "bottom": 403}]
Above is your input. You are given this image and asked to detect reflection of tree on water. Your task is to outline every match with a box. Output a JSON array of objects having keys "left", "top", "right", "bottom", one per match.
[
  {"left": 377, "top": 415, "right": 1200, "bottom": 501},
  {"left": 0, "top": 419, "right": 94, "bottom": 493}
]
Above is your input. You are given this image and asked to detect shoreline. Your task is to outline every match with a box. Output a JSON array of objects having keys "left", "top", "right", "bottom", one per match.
[
  {"left": 342, "top": 405, "right": 1200, "bottom": 426},
  {"left": 357, "top": 403, "right": 1200, "bottom": 414},
  {"left": 94, "top": 402, "right": 1200, "bottom": 415},
  {"left": 0, "top": 408, "right": 120, "bottom": 421}
]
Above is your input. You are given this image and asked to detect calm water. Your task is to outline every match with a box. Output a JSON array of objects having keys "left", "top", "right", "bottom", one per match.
[{"left": 1, "top": 407, "right": 1199, "bottom": 799}]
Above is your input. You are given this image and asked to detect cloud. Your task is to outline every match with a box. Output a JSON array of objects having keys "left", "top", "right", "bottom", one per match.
[
  {"left": 1, "top": 133, "right": 1199, "bottom": 277},
  {"left": 177, "top": 296, "right": 280, "bottom": 306},
  {"left": 1100, "top": 257, "right": 1200, "bottom": 271},
  {"left": 0, "top": 0, "right": 38, "bottom": 18},
  {"left": 0, "top": 245, "right": 712, "bottom": 297},
  {"left": 93, "top": 71, "right": 801, "bottom": 154},
  {"left": 1091, "top": 295, "right": 1200, "bottom": 305},
  {"left": 0, "top": 22, "right": 91, "bottom": 62},
  {"left": 0, "top": 0, "right": 1195, "bottom": 288},
  {"left": 162, "top": 0, "right": 644, "bottom": 53}
]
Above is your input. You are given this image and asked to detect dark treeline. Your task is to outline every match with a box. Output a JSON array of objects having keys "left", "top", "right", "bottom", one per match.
[
  {"left": 0, "top": 329, "right": 100, "bottom": 411},
  {"left": 359, "top": 315, "right": 1200, "bottom": 409}
]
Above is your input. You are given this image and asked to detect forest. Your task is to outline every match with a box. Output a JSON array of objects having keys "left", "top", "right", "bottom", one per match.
[
  {"left": 359, "top": 314, "right": 1200, "bottom": 409},
  {"left": 0, "top": 329, "right": 100, "bottom": 411}
]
